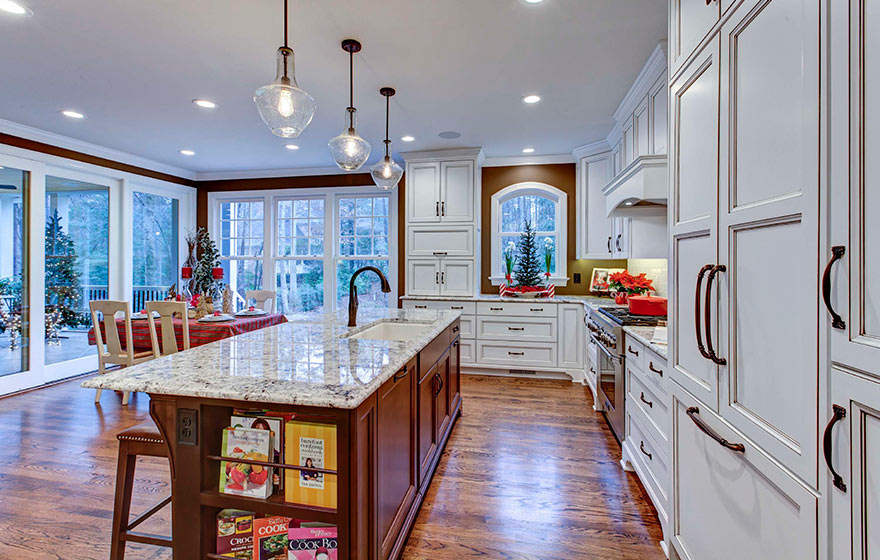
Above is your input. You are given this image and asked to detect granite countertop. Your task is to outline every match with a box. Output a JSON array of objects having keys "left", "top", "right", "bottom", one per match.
[
  {"left": 400, "top": 293, "right": 622, "bottom": 310},
  {"left": 81, "top": 308, "right": 459, "bottom": 409},
  {"left": 624, "top": 326, "right": 668, "bottom": 360}
]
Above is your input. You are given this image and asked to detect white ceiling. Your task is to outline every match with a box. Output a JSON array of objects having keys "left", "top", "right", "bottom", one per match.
[{"left": 0, "top": 0, "right": 667, "bottom": 174}]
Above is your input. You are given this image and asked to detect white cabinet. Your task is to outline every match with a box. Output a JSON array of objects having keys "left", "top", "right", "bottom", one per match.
[
  {"left": 634, "top": 98, "right": 650, "bottom": 159},
  {"left": 670, "top": 0, "right": 721, "bottom": 74},
  {"left": 649, "top": 75, "right": 668, "bottom": 155},
  {"left": 558, "top": 304, "right": 585, "bottom": 370},
  {"left": 403, "top": 149, "right": 482, "bottom": 298},
  {"left": 611, "top": 216, "right": 630, "bottom": 258},
  {"left": 574, "top": 151, "right": 615, "bottom": 259}
]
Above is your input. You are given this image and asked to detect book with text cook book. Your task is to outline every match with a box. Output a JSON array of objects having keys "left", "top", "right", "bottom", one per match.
[{"left": 284, "top": 421, "right": 337, "bottom": 509}]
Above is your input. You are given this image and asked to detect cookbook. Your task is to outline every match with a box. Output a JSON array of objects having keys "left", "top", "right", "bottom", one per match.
[
  {"left": 219, "top": 426, "right": 274, "bottom": 499},
  {"left": 284, "top": 421, "right": 337, "bottom": 509}
]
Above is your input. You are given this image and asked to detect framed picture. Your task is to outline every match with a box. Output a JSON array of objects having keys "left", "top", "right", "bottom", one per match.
[{"left": 589, "top": 268, "right": 624, "bottom": 293}]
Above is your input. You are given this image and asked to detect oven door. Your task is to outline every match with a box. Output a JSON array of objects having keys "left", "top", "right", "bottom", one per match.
[{"left": 593, "top": 335, "right": 625, "bottom": 442}]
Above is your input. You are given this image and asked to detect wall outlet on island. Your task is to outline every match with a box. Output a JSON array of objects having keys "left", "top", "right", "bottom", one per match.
[{"left": 573, "top": 273, "right": 581, "bottom": 284}]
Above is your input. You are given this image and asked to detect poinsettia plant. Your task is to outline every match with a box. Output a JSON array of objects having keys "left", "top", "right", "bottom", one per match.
[{"left": 608, "top": 270, "right": 656, "bottom": 295}]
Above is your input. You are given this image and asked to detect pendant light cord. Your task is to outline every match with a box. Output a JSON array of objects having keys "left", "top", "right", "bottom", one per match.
[
  {"left": 348, "top": 50, "right": 355, "bottom": 130},
  {"left": 283, "top": 0, "right": 289, "bottom": 48},
  {"left": 384, "top": 94, "right": 391, "bottom": 158}
]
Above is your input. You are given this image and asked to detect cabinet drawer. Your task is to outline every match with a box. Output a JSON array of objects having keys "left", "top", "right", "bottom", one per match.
[
  {"left": 477, "top": 301, "right": 557, "bottom": 318},
  {"left": 459, "top": 339, "right": 475, "bottom": 365},
  {"left": 458, "top": 315, "right": 474, "bottom": 339},
  {"left": 624, "top": 338, "right": 645, "bottom": 372},
  {"left": 643, "top": 349, "right": 667, "bottom": 394},
  {"left": 671, "top": 387, "right": 818, "bottom": 560},
  {"left": 476, "top": 316, "right": 557, "bottom": 343},
  {"left": 476, "top": 341, "right": 557, "bottom": 369},
  {"left": 627, "top": 364, "right": 669, "bottom": 444},
  {"left": 402, "top": 299, "right": 476, "bottom": 315},
  {"left": 407, "top": 225, "right": 474, "bottom": 257},
  {"left": 626, "top": 406, "right": 669, "bottom": 521}
]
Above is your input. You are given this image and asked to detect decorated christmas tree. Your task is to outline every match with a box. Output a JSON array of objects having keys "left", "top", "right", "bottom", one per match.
[
  {"left": 192, "top": 227, "right": 222, "bottom": 296},
  {"left": 513, "top": 220, "right": 543, "bottom": 288},
  {"left": 45, "top": 210, "right": 84, "bottom": 328}
]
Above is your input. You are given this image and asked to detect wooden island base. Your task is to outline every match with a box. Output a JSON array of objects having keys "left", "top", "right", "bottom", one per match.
[{"left": 148, "top": 321, "right": 461, "bottom": 560}]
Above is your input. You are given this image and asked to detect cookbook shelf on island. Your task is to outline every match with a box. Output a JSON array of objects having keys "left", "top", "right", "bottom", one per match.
[{"left": 216, "top": 509, "right": 338, "bottom": 560}]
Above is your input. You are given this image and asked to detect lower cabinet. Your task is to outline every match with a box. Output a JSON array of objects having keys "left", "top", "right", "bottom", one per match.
[
  {"left": 670, "top": 384, "right": 818, "bottom": 560},
  {"left": 828, "top": 367, "right": 880, "bottom": 560},
  {"left": 377, "top": 357, "right": 418, "bottom": 559},
  {"left": 417, "top": 359, "right": 439, "bottom": 485}
]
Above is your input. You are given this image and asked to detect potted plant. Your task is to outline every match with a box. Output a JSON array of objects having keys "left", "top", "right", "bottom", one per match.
[{"left": 608, "top": 270, "right": 655, "bottom": 304}]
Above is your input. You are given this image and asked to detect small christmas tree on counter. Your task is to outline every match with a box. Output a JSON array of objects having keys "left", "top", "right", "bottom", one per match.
[{"left": 513, "top": 220, "right": 543, "bottom": 288}]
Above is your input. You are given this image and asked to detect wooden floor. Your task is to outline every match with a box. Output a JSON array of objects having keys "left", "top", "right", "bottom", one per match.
[{"left": 0, "top": 374, "right": 663, "bottom": 560}]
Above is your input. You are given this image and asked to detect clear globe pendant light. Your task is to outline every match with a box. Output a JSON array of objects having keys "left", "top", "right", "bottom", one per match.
[
  {"left": 370, "top": 87, "right": 404, "bottom": 190},
  {"left": 254, "top": 0, "right": 316, "bottom": 138},
  {"left": 328, "top": 39, "right": 371, "bottom": 171}
]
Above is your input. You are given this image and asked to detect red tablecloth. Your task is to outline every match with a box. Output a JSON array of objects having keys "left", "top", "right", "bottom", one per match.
[{"left": 87, "top": 313, "right": 288, "bottom": 353}]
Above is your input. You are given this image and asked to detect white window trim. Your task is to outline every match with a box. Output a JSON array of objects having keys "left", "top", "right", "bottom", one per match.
[
  {"left": 489, "top": 181, "right": 568, "bottom": 287},
  {"left": 207, "top": 186, "right": 398, "bottom": 314}
]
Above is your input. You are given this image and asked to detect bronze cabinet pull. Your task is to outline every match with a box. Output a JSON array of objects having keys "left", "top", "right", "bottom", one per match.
[
  {"left": 628, "top": 345, "right": 639, "bottom": 356},
  {"left": 508, "top": 326, "right": 524, "bottom": 331},
  {"left": 414, "top": 304, "right": 427, "bottom": 309},
  {"left": 695, "top": 264, "right": 714, "bottom": 360},
  {"left": 441, "top": 201, "right": 446, "bottom": 216},
  {"left": 433, "top": 251, "right": 448, "bottom": 256},
  {"left": 508, "top": 351, "right": 524, "bottom": 356},
  {"left": 639, "top": 441, "right": 653, "bottom": 460},
  {"left": 704, "top": 265, "right": 727, "bottom": 365},
  {"left": 648, "top": 361, "right": 663, "bottom": 377},
  {"left": 530, "top": 307, "right": 544, "bottom": 312},
  {"left": 489, "top": 307, "right": 503, "bottom": 311},
  {"left": 435, "top": 201, "right": 440, "bottom": 216},
  {"left": 451, "top": 305, "right": 464, "bottom": 310},
  {"left": 436, "top": 372, "right": 444, "bottom": 394},
  {"left": 452, "top": 326, "right": 459, "bottom": 333},
  {"left": 441, "top": 272, "right": 445, "bottom": 284},
  {"left": 616, "top": 234, "right": 622, "bottom": 251},
  {"left": 640, "top": 392, "right": 653, "bottom": 408},
  {"left": 686, "top": 407, "right": 745, "bottom": 453},
  {"left": 823, "top": 404, "right": 847, "bottom": 492},
  {"left": 589, "top": 367, "right": 596, "bottom": 374},
  {"left": 394, "top": 365, "right": 408, "bottom": 382},
  {"left": 435, "top": 272, "right": 440, "bottom": 284},
  {"left": 822, "top": 246, "right": 846, "bottom": 329},
  {"left": 607, "top": 237, "right": 612, "bottom": 253}
]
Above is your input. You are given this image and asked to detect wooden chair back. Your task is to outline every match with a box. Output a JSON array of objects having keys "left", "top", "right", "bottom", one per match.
[
  {"left": 146, "top": 301, "right": 190, "bottom": 357},
  {"left": 90, "top": 300, "right": 134, "bottom": 365},
  {"left": 245, "top": 290, "right": 276, "bottom": 313}
]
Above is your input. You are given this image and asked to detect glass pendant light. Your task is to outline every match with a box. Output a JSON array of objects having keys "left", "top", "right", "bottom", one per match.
[
  {"left": 370, "top": 87, "right": 404, "bottom": 190},
  {"left": 254, "top": 0, "right": 316, "bottom": 138},
  {"left": 328, "top": 39, "right": 371, "bottom": 171}
]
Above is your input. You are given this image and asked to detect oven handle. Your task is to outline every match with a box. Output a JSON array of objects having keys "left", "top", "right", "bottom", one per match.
[{"left": 591, "top": 333, "right": 623, "bottom": 364}]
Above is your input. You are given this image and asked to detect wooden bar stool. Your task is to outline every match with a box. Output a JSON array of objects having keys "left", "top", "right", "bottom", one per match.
[{"left": 110, "top": 420, "right": 172, "bottom": 559}]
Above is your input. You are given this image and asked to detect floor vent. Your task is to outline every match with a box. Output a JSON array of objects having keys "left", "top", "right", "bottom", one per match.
[{"left": 510, "top": 369, "right": 537, "bottom": 375}]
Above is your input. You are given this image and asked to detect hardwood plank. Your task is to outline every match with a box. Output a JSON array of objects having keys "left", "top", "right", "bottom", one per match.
[{"left": 0, "top": 374, "right": 662, "bottom": 559}]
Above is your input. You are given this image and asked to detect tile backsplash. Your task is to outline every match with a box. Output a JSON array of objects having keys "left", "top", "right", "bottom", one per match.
[{"left": 627, "top": 259, "right": 668, "bottom": 298}]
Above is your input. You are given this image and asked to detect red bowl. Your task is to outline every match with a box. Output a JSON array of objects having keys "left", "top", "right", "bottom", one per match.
[{"left": 628, "top": 295, "right": 667, "bottom": 316}]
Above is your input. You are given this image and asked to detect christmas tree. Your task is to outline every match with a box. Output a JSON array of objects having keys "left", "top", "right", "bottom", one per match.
[
  {"left": 513, "top": 220, "right": 543, "bottom": 287},
  {"left": 192, "top": 227, "right": 222, "bottom": 295},
  {"left": 45, "top": 210, "right": 84, "bottom": 328}
]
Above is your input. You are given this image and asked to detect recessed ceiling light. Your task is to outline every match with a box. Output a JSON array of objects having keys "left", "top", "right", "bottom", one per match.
[
  {"left": 0, "top": 1, "right": 32, "bottom": 16},
  {"left": 522, "top": 148, "right": 535, "bottom": 153},
  {"left": 180, "top": 149, "right": 195, "bottom": 156},
  {"left": 522, "top": 95, "right": 541, "bottom": 104},
  {"left": 524, "top": 0, "right": 545, "bottom": 3},
  {"left": 192, "top": 99, "right": 217, "bottom": 109},
  {"left": 401, "top": 135, "right": 415, "bottom": 142},
  {"left": 60, "top": 110, "right": 84, "bottom": 119},
  {"left": 625, "top": 200, "right": 634, "bottom": 206},
  {"left": 285, "top": 144, "right": 299, "bottom": 150},
  {"left": 438, "top": 131, "right": 461, "bottom": 139}
]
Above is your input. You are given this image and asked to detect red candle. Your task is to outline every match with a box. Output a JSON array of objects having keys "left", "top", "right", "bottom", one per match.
[
  {"left": 212, "top": 267, "right": 224, "bottom": 280},
  {"left": 181, "top": 266, "right": 193, "bottom": 279}
]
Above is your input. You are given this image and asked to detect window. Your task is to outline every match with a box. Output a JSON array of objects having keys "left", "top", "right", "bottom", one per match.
[
  {"left": 209, "top": 187, "right": 396, "bottom": 316},
  {"left": 276, "top": 198, "right": 324, "bottom": 314},
  {"left": 219, "top": 200, "right": 264, "bottom": 310},
  {"left": 336, "top": 195, "right": 391, "bottom": 310},
  {"left": 0, "top": 166, "right": 29, "bottom": 377},
  {"left": 490, "top": 182, "right": 567, "bottom": 286},
  {"left": 132, "top": 191, "right": 179, "bottom": 309},
  {"left": 44, "top": 176, "right": 109, "bottom": 365}
]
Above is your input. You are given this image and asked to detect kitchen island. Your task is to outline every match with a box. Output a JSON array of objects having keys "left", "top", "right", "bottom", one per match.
[{"left": 82, "top": 308, "right": 463, "bottom": 560}]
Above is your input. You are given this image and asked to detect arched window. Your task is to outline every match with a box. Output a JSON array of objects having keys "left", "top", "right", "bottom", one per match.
[{"left": 490, "top": 182, "right": 568, "bottom": 286}]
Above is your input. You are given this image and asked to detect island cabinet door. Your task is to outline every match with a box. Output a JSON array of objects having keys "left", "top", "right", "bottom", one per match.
[
  {"left": 417, "top": 361, "right": 439, "bottom": 486},
  {"left": 377, "top": 358, "right": 418, "bottom": 559},
  {"left": 448, "top": 337, "right": 461, "bottom": 414},
  {"left": 434, "top": 350, "right": 451, "bottom": 442}
]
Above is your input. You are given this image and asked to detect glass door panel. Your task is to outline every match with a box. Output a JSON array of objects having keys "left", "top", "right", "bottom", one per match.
[
  {"left": 132, "top": 191, "right": 179, "bottom": 311},
  {"left": 0, "top": 166, "right": 29, "bottom": 376},
  {"left": 44, "top": 176, "right": 109, "bottom": 365}
]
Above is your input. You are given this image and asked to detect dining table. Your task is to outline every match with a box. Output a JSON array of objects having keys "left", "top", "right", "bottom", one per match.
[{"left": 87, "top": 312, "right": 288, "bottom": 353}]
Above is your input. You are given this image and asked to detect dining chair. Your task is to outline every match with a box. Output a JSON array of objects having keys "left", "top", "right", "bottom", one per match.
[
  {"left": 89, "top": 300, "right": 153, "bottom": 405},
  {"left": 245, "top": 289, "right": 276, "bottom": 312},
  {"left": 145, "top": 300, "right": 190, "bottom": 358}
]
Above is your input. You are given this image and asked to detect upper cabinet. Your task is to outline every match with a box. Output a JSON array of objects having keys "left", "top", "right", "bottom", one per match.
[
  {"left": 670, "top": 0, "right": 722, "bottom": 75},
  {"left": 403, "top": 149, "right": 483, "bottom": 297},
  {"left": 573, "top": 42, "right": 668, "bottom": 260}
]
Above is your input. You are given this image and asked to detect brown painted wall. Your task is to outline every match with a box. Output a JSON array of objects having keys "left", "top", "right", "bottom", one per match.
[
  {"left": 479, "top": 164, "right": 626, "bottom": 295},
  {"left": 197, "top": 174, "right": 407, "bottom": 302}
]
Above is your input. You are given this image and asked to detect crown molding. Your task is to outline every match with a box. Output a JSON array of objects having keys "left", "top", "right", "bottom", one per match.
[
  {"left": 611, "top": 41, "right": 668, "bottom": 125},
  {"left": 400, "top": 147, "right": 485, "bottom": 164},
  {"left": 195, "top": 165, "right": 364, "bottom": 181},
  {"left": 571, "top": 139, "right": 612, "bottom": 160},
  {"left": 482, "top": 154, "right": 574, "bottom": 167},
  {"left": 0, "top": 118, "right": 197, "bottom": 181}
]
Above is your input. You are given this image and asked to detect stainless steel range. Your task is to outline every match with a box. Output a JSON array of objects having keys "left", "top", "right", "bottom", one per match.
[{"left": 587, "top": 306, "right": 666, "bottom": 442}]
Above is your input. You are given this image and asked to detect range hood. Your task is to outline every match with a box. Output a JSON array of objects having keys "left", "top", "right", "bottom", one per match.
[{"left": 603, "top": 155, "right": 668, "bottom": 217}]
